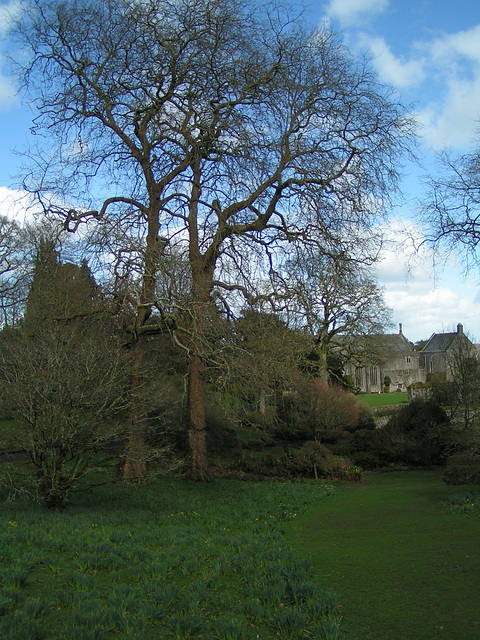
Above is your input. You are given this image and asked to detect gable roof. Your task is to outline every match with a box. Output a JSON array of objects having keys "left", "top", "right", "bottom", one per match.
[
  {"left": 421, "top": 324, "right": 473, "bottom": 354},
  {"left": 333, "top": 329, "right": 414, "bottom": 366},
  {"left": 421, "top": 332, "right": 458, "bottom": 353}
]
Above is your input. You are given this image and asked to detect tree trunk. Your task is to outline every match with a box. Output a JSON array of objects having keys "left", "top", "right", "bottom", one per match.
[
  {"left": 121, "top": 335, "right": 148, "bottom": 481},
  {"left": 258, "top": 387, "right": 267, "bottom": 416},
  {"left": 187, "top": 353, "right": 210, "bottom": 480}
]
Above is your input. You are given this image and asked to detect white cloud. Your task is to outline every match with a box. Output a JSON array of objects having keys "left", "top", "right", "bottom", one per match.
[
  {"left": 0, "top": 186, "right": 36, "bottom": 223},
  {"left": 418, "top": 78, "right": 480, "bottom": 150},
  {"left": 414, "top": 25, "right": 480, "bottom": 150},
  {"left": 0, "top": 0, "right": 21, "bottom": 38},
  {"left": 359, "top": 35, "right": 425, "bottom": 88},
  {"left": 383, "top": 284, "right": 480, "bottom": 343},
  {"left": 427, "top": 25, "right": 480, "bottom": 65},
  {"left": 334, "top": 16, "right": 480, "bottom": 152},
  {"left": 375, "top": 217, "right": 480, "bottom": 342},
  {"left": 325, "top": 0, "right": 388, "bottom": 26},
  {"left": 0, "top": 67, "right": 16, "bottom": 108}
]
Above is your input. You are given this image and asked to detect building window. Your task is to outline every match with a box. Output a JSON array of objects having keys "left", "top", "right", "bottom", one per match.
[{"left": 406, "top": 356, "right": 411, "bottom": 364}]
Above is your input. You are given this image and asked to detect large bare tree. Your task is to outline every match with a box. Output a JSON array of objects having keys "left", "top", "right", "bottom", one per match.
[{"left": 11, "top": 0, "right": 415, "bottom": 479}]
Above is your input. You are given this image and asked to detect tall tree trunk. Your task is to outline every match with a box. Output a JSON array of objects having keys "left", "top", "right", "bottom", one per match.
[
  {"left": 121, "top": 335, "right": 148, "bottom": 481},
  {"left": 187, "top": 352, "right": 209, "bottom": 480}
]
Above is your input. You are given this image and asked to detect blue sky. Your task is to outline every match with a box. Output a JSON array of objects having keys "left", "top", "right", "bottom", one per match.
[{"left": 1, "top": 0, "right": 480, "bottom": 341}]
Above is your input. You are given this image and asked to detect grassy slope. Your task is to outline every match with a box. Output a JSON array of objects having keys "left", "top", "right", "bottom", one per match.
[{"left": 287, "top": 471, "right": 480, "bottom": 640}]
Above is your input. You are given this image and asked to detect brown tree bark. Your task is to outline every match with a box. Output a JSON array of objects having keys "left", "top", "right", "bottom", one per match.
[
  {"left": 187, "top": 352, "right": 210, "bottom": 480},
  {"left": 121, "top": 334, "right": 148, "bottom": 481}
]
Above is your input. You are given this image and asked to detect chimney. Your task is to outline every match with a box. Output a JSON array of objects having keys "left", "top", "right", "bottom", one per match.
[
  {"left": 399, "top": 323, "right": 402, "bottom": 335},
  {"left": 457, "top": 323, "right": 463, "bottom": 335}
]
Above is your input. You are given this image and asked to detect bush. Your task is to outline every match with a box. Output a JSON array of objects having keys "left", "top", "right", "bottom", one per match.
[
  {"left": 350, "top": 400, "right": 452, "bottom": 469},
  {"left": 443, "top": 452, "right": 480, "bottom": 485},
  {"left": 352, "top": 451, "right": 381, "bottom": 470},
  {"left": 357, "top": 406, "right": 376, "bottom": 431},
  {"left": 0, "top": 322, "right": 129, "bottom": 509},
  {"left": 283, "top": 442, "right": 349, "bottom": 479},
  {"left": 205, "top": 404, "right": 240, "bottom": 454},
  {"left": 275, "top": 379, "right": 362, "bottom": 442},
  {"left": 234, "top": 453, "right": 282, "bottom": 478},
  {"left": 428, "top": 373, "right": 457, "bottom": 407}
]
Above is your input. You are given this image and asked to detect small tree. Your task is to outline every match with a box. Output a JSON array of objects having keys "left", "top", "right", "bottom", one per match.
[
  {"left": 286, "top": 251, "right": 393, "bottom": 381},
  {"left": 0, "top": 245, "right": 129, "bottom": 508},
  {"left": 223, "top": 309, "right": 310, "bottom": 418},
  {"left": 0, "top": 322, "right": 128, "bottom": 508},
  {"left": 430, "top": 336, "right": 480, "bottom": 429},
  {"left": 0, "top": 215, "right": 32, "bottom": 327}
]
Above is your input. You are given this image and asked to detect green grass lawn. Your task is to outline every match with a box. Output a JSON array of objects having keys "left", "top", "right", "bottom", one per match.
[
  {"left": 287, "top": 470, "right": 480, "bottom": 640},
  {"left": 0, "top": 469, "right": 338, "bottom": 640},
  {"left": 3, "top": 465, "right": 479, "bottom": 640},
  {"left": 358, "top": 391, "right": 408, "bottom": 408}
]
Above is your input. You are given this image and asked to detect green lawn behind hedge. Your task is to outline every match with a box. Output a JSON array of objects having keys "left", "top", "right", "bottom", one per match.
[{"left": 358, "top": 391, "right": 408, "bottom": 408}]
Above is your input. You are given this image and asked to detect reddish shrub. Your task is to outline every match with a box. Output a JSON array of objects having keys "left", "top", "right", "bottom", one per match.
[{"left": 311, "top": 380, "right": 361, "bottom": 438}]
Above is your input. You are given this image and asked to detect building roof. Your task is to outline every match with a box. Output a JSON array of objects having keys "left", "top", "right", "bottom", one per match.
[
  {"left": 373, "top": 332, "right": 414, "bottom": 354},
  {"left": 421, "top": 332, "right": 458, "bottom": 353},
  {"left": 421, "top": 324, "right": 471, "bottom": 353},
  {"left": 333, "top": 328, "right": 414, "bottom": 366}
]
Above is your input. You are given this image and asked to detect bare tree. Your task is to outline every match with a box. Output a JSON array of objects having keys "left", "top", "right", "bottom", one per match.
[
  {"left": 0, "top": 245, "right": 129, "bottom": 508},
  {"left": 441, "top": 335, "right": 480, "bottom": 430},
  {"left": 0, "top": 323, "right": 129, "bottom": 508},
  {"left": 424, "top": 149, "right": 480, "bottom": 271},
  {"left": 285, "top": 251, "right": 393, "bottom": 381},
  {"left": 11, "top": 0, "right": 416, "bottom": 479}
]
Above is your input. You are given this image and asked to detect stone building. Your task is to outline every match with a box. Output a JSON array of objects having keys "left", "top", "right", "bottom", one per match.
[
  {"left": 343, "top": 323, "right": 476, "bottom": 393},
  {"left": 420, "top": 323, "right": 475, "bottom": 380},
  {"left": 344, "top": 324, "right": 423, "bottom": 393}
]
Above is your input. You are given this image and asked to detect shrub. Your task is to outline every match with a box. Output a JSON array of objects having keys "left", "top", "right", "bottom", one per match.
[
  {"left": 284, "top": 442, "right": 349, "bottom": 479},
  {"left": 443, "top": 452, "right": 480, "bottom": 484},
  {"left": 275, "top": 379, "right": 362, "bottom": 442},
  {"left": 352, "top": 451, "right": 381, "bottom": 470},
  {"left": 311, "top": 380, "right": 361, "bottom": 437},
  {"left": 350, "top": 400, "right": 452, "bottom": 469},
  {"left": 356, "top": 407, "right": 376, "bottom": 431},
  {"left": 428, "top": 373, "right": 458, "bottom": 407},
  {"left": 387, "top": 400, "right": 451, "bottom": 465},
  {"left": 234, "top": 453, "right": 282, "bottom": 478},
  {"left": 0, "top": 322, "right": 129, "bottom": 509}
]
